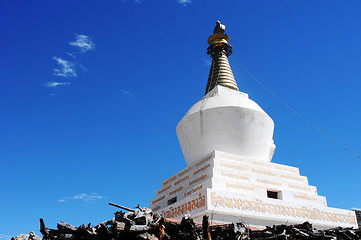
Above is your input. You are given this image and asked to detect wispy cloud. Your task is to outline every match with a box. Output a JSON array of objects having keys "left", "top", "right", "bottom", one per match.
[
  {"left": 67, "top": 52, "right": 76, "bottom": 59},
  {"left": 178, "top": 0, "right": 191, "bottom": 6},
  {"left": 69, "top": 34, "right": 95, "bottom": 53},
  {"left": 121, "top": 0, "right": 141, "bottom": 3},
  {"left": 46, "top": 34, "right": 95, "bottom": 92},
  {"left": 46, "top": 82, "right": 70, "bottom": 88},
  {"left": 120, "top": 88, "right": 134, "bottom": 97},
  {"left": 204, "top": 59, "right": 212, "bottom": 66},
  {"left": 66, "top": 52, "right": 88, "bottom": 72},
  {"left": 0, "top": 234, "right": 11, "bottom": 240},
  {"left": 58, "top": 193, "right": 104, "bottom": 203},
  {"left": 53, "top": 57, "right": 77, "bottom": 77}
]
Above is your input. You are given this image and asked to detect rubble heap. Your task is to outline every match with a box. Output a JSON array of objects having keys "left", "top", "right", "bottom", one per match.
[
  {"left": 34, "top": 203, "right": 361, "bottom": 240},
  {"left": 248, "top": 221, "right": 361, "bottom": 240}
]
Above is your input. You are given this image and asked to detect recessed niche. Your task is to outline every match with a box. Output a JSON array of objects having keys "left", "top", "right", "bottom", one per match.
[
  {"left": 167, "top": 197, "right": 177, "bottom": 206},
  {"left": 267, "top": 190, "right": 281, "bottom": 199}
]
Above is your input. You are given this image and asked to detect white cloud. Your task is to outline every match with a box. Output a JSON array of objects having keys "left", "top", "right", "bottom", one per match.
[
  {"left": 121, "top": 0, "right": 141, "bottom": 3},
  {"left": 178, "top": 0, "right": 191, "bottom": 6},
  {"left": 69, "top": 34, "right": 95, "bottom": 53},
  {"left": 66, "top": 52, "right": 88, "bottom": 72},
  {"left": 204, "top": 59, "right": 212, "bottom": 66},
  {"left": 0, "top": 234, "right": 11, "bottom": 240},
  {"left": 67, "top": 52, "right": 76, "bottom": 59},
  {"left": 53, "top": 57, "right": 77, "bottom": 77},
  {"left": 120, "top": 88, "right": 134, "bottom": 96},
  {"left": 58, "top": 193, "right": 104, "bottom": 203},
  {"left": 46, "top": 82, "right": 70, "bottom": 88}
]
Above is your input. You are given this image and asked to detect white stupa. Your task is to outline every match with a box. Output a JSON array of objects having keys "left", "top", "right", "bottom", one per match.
[{"left": 149, "top": 21, "right": 357, "bottom": 229}]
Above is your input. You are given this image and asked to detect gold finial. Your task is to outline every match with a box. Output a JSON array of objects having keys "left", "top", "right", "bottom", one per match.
[
  {"left": 207, "top": 21, "right": 232, "bottom": 57},
  {"left": 205, "top": 21, "right": 238, "bottom": 95},
  {"left": 213, "top": 20, "right": 225, "bottom": 34}
]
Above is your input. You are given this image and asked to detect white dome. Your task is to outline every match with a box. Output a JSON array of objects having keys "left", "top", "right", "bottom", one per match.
[{"left": 176, "top": 85, "right": 276, "bottom": 166}]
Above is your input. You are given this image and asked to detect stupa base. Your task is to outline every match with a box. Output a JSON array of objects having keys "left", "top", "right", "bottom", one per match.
[
  {"left": 150, "top": 151, "right": 357, "bottom": 229},
  {"left": 155, "top": 188, "right": 357, "bottom": 229}
]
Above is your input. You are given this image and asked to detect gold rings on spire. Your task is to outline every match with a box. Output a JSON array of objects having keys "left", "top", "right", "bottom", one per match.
[
  {"left": 207, "top": 33, "right": 230, "bottom": 46},
  {"left": 205, "top": 21, "right": 239, "bottom": 95}
]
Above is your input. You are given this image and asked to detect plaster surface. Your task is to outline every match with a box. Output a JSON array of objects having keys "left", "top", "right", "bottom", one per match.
[
  {"left": 149, "top": 151, "right": 358, "bottom": 229},
  {"left": 177, "top": 86, "right": 276, "bottom": 166}
]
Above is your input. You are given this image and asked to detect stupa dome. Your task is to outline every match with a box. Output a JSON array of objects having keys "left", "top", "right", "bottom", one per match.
[
  {"left": 177, "top": 85, "right": 276, "bottom": 165},
  {"left": 176, "top": 21, "right": 276, "bottom": 166}
]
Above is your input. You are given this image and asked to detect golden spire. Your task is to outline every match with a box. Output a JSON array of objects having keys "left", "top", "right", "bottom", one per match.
[{"left": 205, "top": 21, "right": 239, "bottom": 95}]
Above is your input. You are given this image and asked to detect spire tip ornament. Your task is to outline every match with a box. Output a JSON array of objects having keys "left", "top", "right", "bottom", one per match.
[
  {"left": 205, "top": 21, "right": 238, "bottom": 95},
  {"left": 213, "top": 20, "right": 225, "bottom": 34},
  {"left": 207, "top": 21, "right": 232, "bottom": 57}
]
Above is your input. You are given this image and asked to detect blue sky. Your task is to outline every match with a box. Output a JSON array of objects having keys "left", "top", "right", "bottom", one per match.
[{"left": 1, "top": 0, "right": 361, "bottom": 237}]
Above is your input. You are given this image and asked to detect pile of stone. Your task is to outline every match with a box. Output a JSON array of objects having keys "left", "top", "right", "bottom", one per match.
[
  {"left": 39, "top": 203, "right": 168, "bottom": 240},
  {"left": 247, "top": 221, "right": 361, "bottom": 240},
  {"left": 16, "top": 203, "right": 361, "bottom": 240},
  {"left": 11, "top": 232, "right": 42, "bottom": 240}
]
